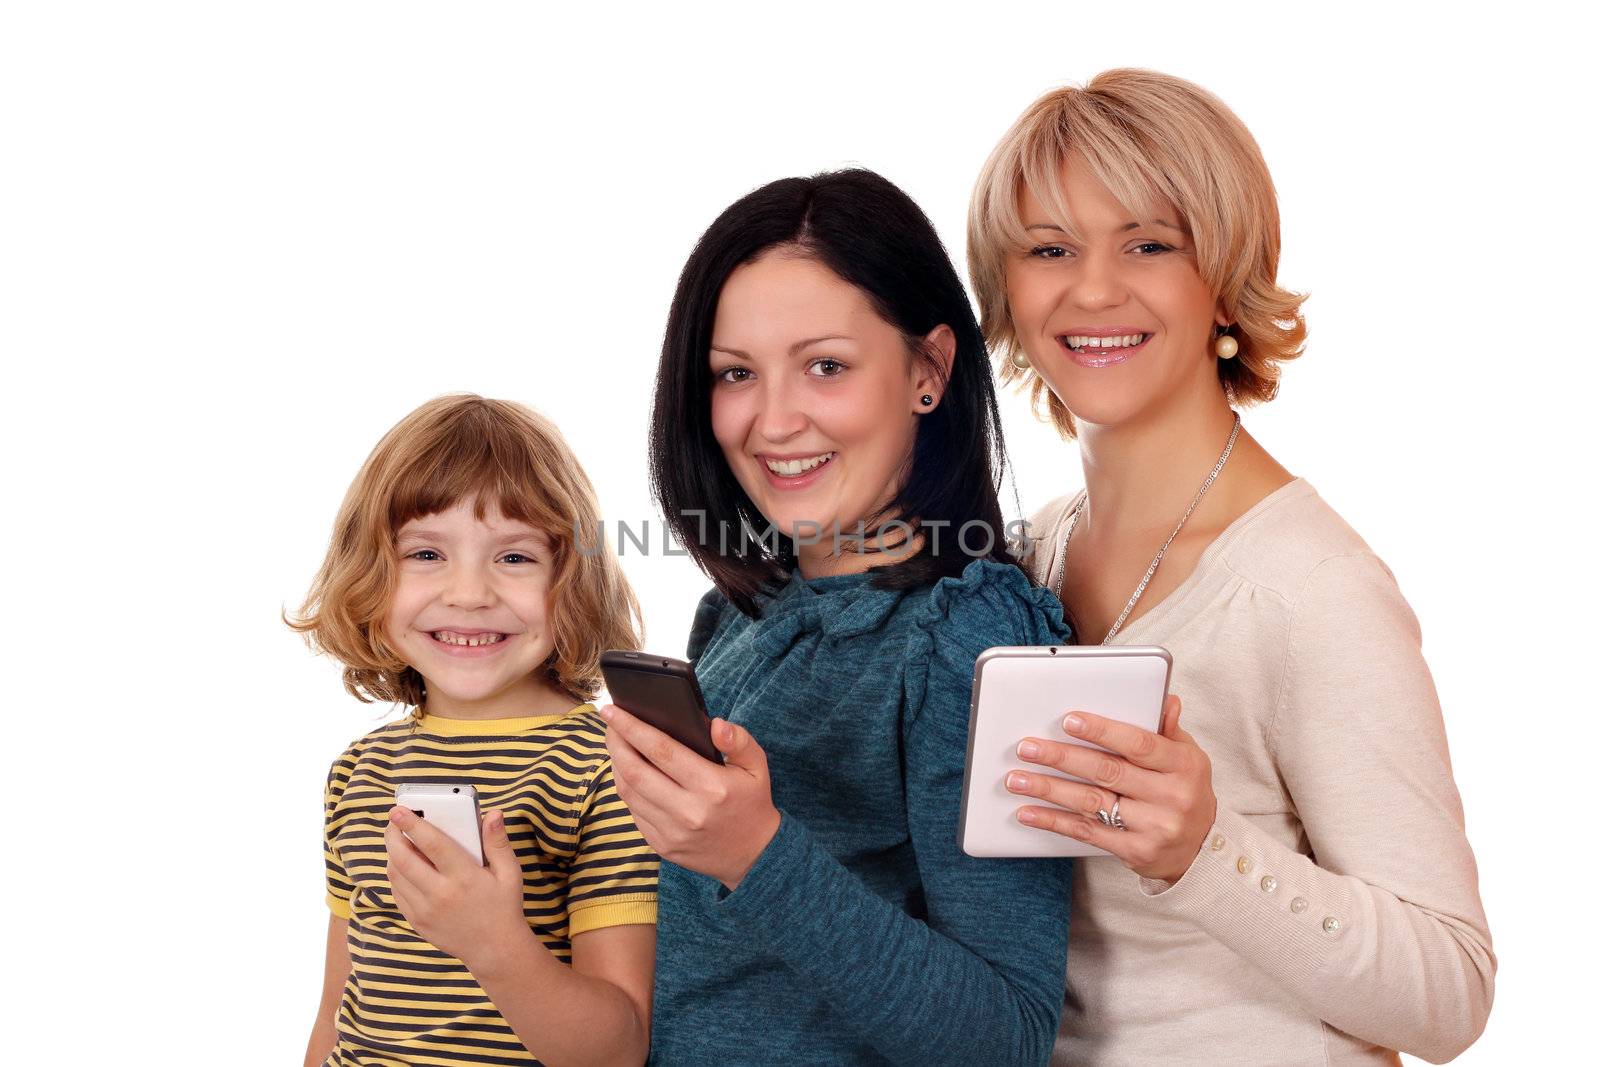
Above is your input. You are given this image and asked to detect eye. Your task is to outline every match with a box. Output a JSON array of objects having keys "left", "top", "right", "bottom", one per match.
[
  {"left": 715, "top": 366, "right": 753, "bottom": 384},
  {"left": 405, "top": 549, "right": 441, "bottom": 562},
  {"left": 499, "top": 552, "right": 538, "bottom": 565},
  {"left": 1028, "top": 244, "right": 1070, "bottom": 259},
  {"left": 1131, "top": 241, "right": 1173, "bottom": 255},
  {"left": 807, "top": 358, "right": 846, "bottom": 378}
]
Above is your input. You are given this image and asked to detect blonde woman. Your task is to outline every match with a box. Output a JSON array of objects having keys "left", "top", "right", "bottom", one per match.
[{"left": 968, "top": 71, "right": 1494, "bottom": 1065}]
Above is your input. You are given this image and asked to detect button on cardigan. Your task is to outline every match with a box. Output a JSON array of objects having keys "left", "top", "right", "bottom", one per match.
[{"left": 648, "top": 559, "right": 1076, "bottom": 1067}]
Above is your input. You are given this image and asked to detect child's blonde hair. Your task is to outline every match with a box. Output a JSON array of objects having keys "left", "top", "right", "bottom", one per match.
[
  {"left": 288, "top": 394, "right": 641, "bottom": 705},
  {"left": 968, "top": 68, "right": 1308, "bottom": 438}
]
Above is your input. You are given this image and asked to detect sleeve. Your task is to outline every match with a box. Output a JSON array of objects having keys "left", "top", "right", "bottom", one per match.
[
  {"left": 685, "top": 586, "right": 730, "bottom": 663},
  {"left": 1138, "top": 553, "right": 1495, "bottom": 1063},
  {"left": 566, "top": 761, "right": 660, "bottom": 937},
  {"left": 323, "top": 752, "right": 356, "bottom": 919},
  {"left": 711, "top": 563, "right": 1075, "bottom": 1067}
]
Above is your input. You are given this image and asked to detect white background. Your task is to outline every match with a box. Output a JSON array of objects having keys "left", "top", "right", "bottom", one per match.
[{"left": 3, "top": 2, "right": 1593, "bottom": 1063}]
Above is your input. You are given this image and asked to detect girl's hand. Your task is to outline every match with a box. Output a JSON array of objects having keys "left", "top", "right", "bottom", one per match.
[
  {"left": 601, "top": 704, "right": 780, "bottom": 891},
  {"left": 385, "top": 807, "right": 531, "bottom": 967},
  {"left": 1005, "top": 694, "right": 1217, "bottom": 884}
]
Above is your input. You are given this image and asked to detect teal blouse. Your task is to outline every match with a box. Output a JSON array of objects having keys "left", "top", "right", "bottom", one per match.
[{"left": 649, "top": 559, "right": 1075, "bottom": 1066}]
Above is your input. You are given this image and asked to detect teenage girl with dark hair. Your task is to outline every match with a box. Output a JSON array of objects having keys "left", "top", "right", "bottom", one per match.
[{"left": 600, "top": 169, "right": 1077, "bottom": 1065}]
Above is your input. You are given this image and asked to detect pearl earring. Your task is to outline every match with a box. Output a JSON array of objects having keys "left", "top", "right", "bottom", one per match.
[
  {"left": 1214, "top": 330, "right": 1239, "bottom": 360},
  {"left": 1009, "top": 349, "right": 1030, "bottom": 370},
  {"left": 920, "top": 394, "right": 934, "bottom": 407}
]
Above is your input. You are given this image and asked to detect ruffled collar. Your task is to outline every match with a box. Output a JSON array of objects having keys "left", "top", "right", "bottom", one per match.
[{"left": 745, "top": 567, "right": 911, "bottom": 658}]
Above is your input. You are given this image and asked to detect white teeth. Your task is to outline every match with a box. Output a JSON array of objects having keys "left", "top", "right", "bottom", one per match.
[
  {"left": 765, "top": 452, "right": 835, "bottom": 477},
  {"left": 432, "top": 631, "right": 504, "bottom": 647},
  {"left": 1065, "top": 333, "right": 1145, "bottom": 351}
]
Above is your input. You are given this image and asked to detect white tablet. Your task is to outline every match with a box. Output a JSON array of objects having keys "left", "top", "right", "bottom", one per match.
[{"left": 958, "top": 645, "right": 1172, "bottom": 858}]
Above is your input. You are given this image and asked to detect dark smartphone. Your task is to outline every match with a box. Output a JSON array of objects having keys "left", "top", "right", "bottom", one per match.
[{"left": 599, "top": 650, "right": 724, "bottom": 765}]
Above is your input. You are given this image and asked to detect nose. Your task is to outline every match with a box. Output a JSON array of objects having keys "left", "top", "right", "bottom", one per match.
[
  {"left": 753, "top": 377, "right": 808, "bottom": 444},
  {"left": 1069, "top": 248, "right": 1128, "bottom": 312},
  {"left": 442, "top": 562, "right": 496, "bottom": 610}
]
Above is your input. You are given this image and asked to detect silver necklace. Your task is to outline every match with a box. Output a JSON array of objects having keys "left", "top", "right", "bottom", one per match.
[{"left": 1056, "top": 412, "right": 1242, "bottom": 644}]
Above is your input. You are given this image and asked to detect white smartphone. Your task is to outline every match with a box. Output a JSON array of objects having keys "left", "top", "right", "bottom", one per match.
[
  {"left": 958, "top": 645, "right": 1172, "bottom": 858},
  {"left": 394, "top": 782, "right": 485, "bottom": 866}
]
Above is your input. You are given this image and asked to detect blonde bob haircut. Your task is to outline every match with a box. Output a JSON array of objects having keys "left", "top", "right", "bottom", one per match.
[
  {"left": 287, "top": 394, "right": 642, "bottom": 707},
  {"left": 968, "top": 68, "right": 1307, "bottom": 438}
]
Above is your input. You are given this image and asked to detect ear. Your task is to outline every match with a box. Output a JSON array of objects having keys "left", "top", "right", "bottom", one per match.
[
  {"left": 912, "top": 324, "right": 958, "bottom": 412},
  {"left": 1213, "top": 300, "right": 1232, "bottom": 332}
]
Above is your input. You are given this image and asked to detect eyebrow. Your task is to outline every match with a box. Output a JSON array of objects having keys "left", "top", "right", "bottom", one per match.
[
  {"left": 395, "top": 528, "right": 548, "bottom": 546},
  {"left": 1024, "top": 219, "right": 1188, "bottom": 235},
  {"left": 495, "top": 531, "right": 549, "bottom": 546},
  {"left": 710, "top": 334, "right": 855, "bottom": 358}
]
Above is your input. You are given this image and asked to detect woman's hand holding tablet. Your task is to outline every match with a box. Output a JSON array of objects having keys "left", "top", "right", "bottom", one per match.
[
  {"left": 960, "top": 645, "right": 1216, "bottom": 879},
  {"left": 1008, "top": 692, "right": 1216, "bottom": 883}
]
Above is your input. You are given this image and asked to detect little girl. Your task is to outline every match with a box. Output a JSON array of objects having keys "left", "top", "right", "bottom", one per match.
[{"left": 290, "top": 394, "right": 658, "bottom": 1067}]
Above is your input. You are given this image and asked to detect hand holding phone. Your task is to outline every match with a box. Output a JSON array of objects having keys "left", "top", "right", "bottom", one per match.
[
  {"left": 599, "top": 650, "right": 723, "bottom": 764},
  {"left": 394, "top": 782, "right": 485, "bottom": 865},
  {"left": 385, "top": 803, "right": 532, "bottom": 968}
]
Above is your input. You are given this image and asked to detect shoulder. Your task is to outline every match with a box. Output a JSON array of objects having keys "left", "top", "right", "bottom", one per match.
[
  {"left": 1213, "top": 480, "right": 1395, "bottom": 601},
  {"left": 902, "top": 559, "right": 1070, "bottom": 722},
  {"left": 332, "top": 714, "right": 415, "bottom": 764},
  {"left": 325, "top": 713, "right": 413, "bottom": 797},
  {"left": 550, "top": 703, "right": 610, "bottom": 749},
  {"left": 1209, "top": 483, "right": 1424, "bottom": 671},
  {"left": 549, "top": 706, "right": 625, "bottom": 798},
  {"left": 1016, "top": 491, "right": 1083, "bottom": 585},
  {"left": 907, "top": 558, "right": 1069, "bottom": 649},
  {"left": 686, "top": 585, "right": 735, "bottom": 661},
  {"left": 1024, "top": 491, "right": 1082, "bottom": 539}
]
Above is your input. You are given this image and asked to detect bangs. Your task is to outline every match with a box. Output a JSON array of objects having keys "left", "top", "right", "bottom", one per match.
[
  {"left": 378, "top": 402, "right": 569, "bottom": 543},
  {"left": 995, "top": 99, "right": 1179, "bottom": 251}
]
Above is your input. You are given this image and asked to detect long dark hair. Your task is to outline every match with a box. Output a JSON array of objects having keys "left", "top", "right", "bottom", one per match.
[{"left": 650, "top": 168, "right": 1017, "bottom": 616}]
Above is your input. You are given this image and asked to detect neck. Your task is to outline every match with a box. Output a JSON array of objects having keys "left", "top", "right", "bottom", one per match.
[
  {"left": 421, "top": 679, "right": 576, "bottom": 720},
  {"left": 1076, "top": 385, "right": 1238, "bottom": 536},
  {"left": 794, "top": 523, "right": 924, "bottom": 579}
]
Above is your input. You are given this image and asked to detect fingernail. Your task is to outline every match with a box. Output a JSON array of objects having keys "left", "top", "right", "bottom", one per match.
[
  {"left": 1017, "top": 809, "right": 1039, "bottom": 825},
  {"left": 1064, "top": 713, "right": 1085, "bottom": 734},
  {"left": 1007, "top": 772, "right": 1031, "bottom": 792},
  {"left": 1018, "top": 740, "right": 1040, "bottom": 759},
  {"left": 389, "top": 806, "right": 411, "bottom": 824}
]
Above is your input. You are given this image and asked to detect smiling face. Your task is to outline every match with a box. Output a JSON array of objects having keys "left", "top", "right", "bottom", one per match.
[
  {"left": 385, "top": 498, "right": 569, "bottom": 719},
  {"left": 1005, "top": 157, "right": 1228, "bottom": 432},
  {"left": 708, "top": 251, "right": 943, "bottom": 573}
]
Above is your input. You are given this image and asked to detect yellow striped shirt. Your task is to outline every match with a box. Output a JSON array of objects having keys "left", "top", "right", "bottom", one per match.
[{"left": 322, "top": 703, "right": 658, "bottom": 1066}]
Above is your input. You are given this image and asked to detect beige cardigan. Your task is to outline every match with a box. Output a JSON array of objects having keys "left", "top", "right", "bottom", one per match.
[{"left": 1025, "top": 479, "right": 1494, "bottom": 1066}]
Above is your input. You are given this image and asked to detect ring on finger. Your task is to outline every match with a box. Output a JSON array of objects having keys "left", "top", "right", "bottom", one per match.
[
  {"left": 1096, "top": 795, "right": 1128, "bottom": 831},
  {"left": 1109, "top": 797, "right": 1127, "bottom": 831},
  {"left": 1095, "top": 795, "right": 1118, "bottom": 827}
]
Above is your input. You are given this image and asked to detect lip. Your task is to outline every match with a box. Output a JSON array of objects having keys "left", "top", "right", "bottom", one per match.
[
  {"left": 424, "top": 629, "right": 513, "bottom": 658},
  {"left": 755, "top": 450, "right": 836, "bottom": 491},
  {"left": 1056, "top": 329, "right": 1153, "bottom": 369}
]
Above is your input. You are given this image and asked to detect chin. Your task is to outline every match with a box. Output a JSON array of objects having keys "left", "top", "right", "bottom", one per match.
[
  {"left": 1038, "top": 379, "right": 1157, "bottom": 432},
  {"left": 739, "top": 494, "right": 816, "bottom": 540}
]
